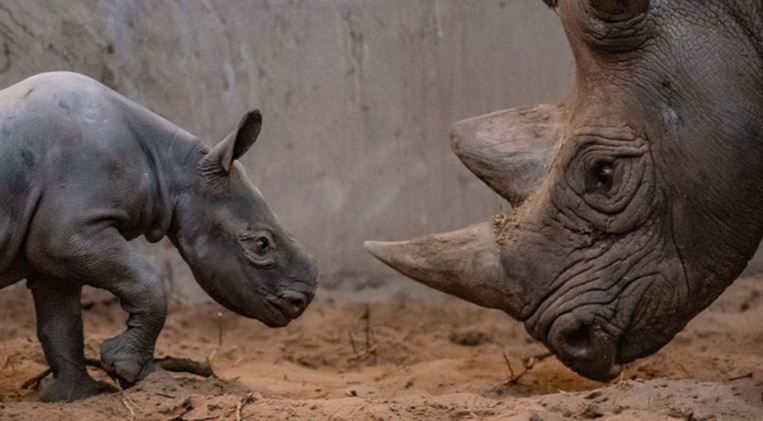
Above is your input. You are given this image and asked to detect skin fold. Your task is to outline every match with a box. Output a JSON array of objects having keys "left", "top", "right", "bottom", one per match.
[
  {"left": 366, "top": 0, "right": 763, "bottom": 381},
  {"left": 0, "top": 72, "right": 318, "bottom": 402}
]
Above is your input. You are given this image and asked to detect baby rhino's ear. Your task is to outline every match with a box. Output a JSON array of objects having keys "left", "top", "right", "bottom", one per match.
[{"left": 204, "top": 110, "right": 263, "bottom": 173}]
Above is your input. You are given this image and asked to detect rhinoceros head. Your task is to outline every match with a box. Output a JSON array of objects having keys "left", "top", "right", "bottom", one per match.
[
  {"left": 171, "top": 111, "right": 317, "bottom": 327},
  {"left": 366, "top": 0, "right": 763, "bottom": 380}
]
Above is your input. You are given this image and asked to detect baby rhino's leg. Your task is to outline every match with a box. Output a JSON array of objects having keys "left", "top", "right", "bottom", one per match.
[
  {"left": 27, "top": 224, "right": 167, "bottom": 386},
  {"left": 28, "top": 274, "right": 115, "bottom": 402},
  {"left": 60, "top": 228, "right": 167, "bottom": 386}
]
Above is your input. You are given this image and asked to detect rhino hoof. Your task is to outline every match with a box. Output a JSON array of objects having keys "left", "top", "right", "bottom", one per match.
[
  {"left": 40, "top": 375, "right": 116, "bottom": 402},
  {"left": 100, "top": 336, "right": 154, "bottom": 386}
]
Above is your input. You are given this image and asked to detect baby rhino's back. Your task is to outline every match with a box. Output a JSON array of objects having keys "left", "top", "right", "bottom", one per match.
[{"left": 0, "top": 72, "right": 139, "bottom": 283}]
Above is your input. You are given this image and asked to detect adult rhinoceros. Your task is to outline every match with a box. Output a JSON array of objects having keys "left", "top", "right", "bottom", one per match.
[{"left": 366, "top": 0, "right": 763, "bottom": 381}]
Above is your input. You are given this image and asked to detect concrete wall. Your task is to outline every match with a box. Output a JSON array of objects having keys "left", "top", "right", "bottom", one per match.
[{"left": 0, "top": 0, "right": 574, "bottom": 300}]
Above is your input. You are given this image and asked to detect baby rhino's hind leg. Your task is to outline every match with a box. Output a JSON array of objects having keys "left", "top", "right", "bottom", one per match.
[{"left": 28, "top": 274, "right": 116, "bottom": 402}]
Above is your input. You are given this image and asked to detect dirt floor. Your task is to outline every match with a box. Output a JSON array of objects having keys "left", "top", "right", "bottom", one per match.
[{"left": 2, "top": 276, "right": 763, "bottom": 420}]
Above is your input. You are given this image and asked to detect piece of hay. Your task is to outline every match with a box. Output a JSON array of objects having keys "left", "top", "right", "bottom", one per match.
[{"left": 491, "top": 208, "right": 518, "bottom": 245}]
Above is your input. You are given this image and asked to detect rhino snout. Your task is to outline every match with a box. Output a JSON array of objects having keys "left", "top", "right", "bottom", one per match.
[
  {"left": 547, "top": 313, "right": 622, "bottom": 382},
  {"left": 268, "top": 289, "right": 314, "bottom": 320}
]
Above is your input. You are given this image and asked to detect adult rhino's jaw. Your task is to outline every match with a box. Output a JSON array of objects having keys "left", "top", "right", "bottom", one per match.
[{"left": 364, "top": 222, "right": 526, "bottom": 319}]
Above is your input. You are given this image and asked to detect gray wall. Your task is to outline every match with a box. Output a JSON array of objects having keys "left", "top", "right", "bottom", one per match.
[{"left": 0, "top": 0, "right": 574, "bottom": 300}]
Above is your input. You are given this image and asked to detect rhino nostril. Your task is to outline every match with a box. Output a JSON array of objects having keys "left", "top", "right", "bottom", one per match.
[
  {"left": 548, "top": 314, "right": 622, "bottom": 381},
  {"left": 549, "top": 315, "right": 596, "bottom": 360},
  {"left": 564, "top": 323, "right": 593, "bottom": 355},
  {"left": 279, "top": 291, "right": 310, "bottom": 312},
  {"left": 286, "top": 294, "right": 306, "bottom": 309}
]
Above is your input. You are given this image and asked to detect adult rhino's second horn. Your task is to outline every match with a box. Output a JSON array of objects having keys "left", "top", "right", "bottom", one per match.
[
  {"left": 363, "top": 222, "right": 525, "bottom": 318},
  {"left": 450, "top": 103, "right": 565, "bottom": 207},
  {"left": 364, "top": 102, "right": 564, "bottom": 318}
]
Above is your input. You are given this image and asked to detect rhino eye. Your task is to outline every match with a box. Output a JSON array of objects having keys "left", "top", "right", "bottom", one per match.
[
  {"left": 594, "top": 162, "right": 615, "bottom": 192},
  {"left": 584, "top": 160, "right": 616, "bottom": 193},
  {"left": 254, "top": 237, "right": 271, "bottom": 255},
  {"left": 240, "top": 230, "right": 277, "bottom": 265}
]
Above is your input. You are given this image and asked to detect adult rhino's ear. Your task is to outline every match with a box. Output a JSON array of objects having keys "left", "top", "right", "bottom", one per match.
[{"left": 204, "top": 110, "right": 263, "bottom": 173}]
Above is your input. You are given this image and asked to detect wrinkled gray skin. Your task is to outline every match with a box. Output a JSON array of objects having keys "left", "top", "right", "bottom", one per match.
[
  {"left": 0, "top": 72, "right": 318, "bottom": 402},
  {"left": 366, "top": 0, "right": 763, "bottom": 382}
]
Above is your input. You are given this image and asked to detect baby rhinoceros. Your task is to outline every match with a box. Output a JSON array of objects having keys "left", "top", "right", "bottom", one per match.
[{"left": 0, "top": 72, "right": 318, "bottom": 402}]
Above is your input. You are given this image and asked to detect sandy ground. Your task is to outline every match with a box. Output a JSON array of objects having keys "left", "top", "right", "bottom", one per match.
[{"left": 2, "top": 276, "right": 763, "bottom": 420}]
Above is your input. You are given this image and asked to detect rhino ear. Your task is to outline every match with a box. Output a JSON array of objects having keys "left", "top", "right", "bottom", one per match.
[{"left": 204, "top": 110, "right": 263, "bottom": 173}]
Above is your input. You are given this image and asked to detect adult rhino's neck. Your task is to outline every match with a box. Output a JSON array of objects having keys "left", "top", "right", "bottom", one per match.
[
  {"left": 726, "top": 1, "right": 763, "bottom": 62},
  {"left": 133, "top": 122, "right": 205, "bottom": 243}
]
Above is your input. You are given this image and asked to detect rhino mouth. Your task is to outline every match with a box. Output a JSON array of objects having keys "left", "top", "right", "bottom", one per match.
[
  {"left": 260, "top": 299, "right": 293, "bottom": 328},
  {"left": 529, "top": 274, "right": 665, "bottom": 382},
  {"left": 266, "top": 292, "right": 309, "bottom": 321},
  {"left": 206, "top": 288, "right": 293, "bottom": 328}
]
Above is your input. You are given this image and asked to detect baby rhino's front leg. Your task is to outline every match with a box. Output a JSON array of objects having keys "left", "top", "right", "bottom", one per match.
[
  {"left": 88, "top": 229, "right": 168, "bottom": 385},
  {"left": 29, "top": 226, "right": 168, "bottom": 386}
]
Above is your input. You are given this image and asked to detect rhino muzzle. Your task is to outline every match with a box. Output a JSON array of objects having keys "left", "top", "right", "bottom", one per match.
[{"left": 363, "top": 103, "right": 630, "bottom": 379}]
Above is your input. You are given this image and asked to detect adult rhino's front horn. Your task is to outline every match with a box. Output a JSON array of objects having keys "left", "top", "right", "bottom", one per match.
[{"left": 364, "top": 103, "right": 565, "bottom": 318}]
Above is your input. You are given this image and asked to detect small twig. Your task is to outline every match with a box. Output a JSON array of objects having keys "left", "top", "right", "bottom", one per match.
[
  {"left": 216, "top": 311, "right": 224, "bottom": 347},
  {"left": 363, "top": 304, "right": 372, "bottom": 352},
  {"left": 235, "top": 392, "right": 256, "bottom": 421},
  {"left": 21, "top": 356, "right": 216, "bottom": 390},
  {"left": 503, "top": 351, "right": 553, "bottom": 385},
  {"left": 207, "top": 347, "right": 218, "bottom": 366},
  {"left": 362, "top": 304, "right": 378, "bottom": 364},
  {"left": 348, "top": 332, "right": 358, "bottom": 354},
  {"left": 20, "top": 368, "right": 53, "bottom": 390},
  {"left": 503, "top": 353, "right": 519, "bottom": 384},
  {"left": 123, "top": 389, "right": 141, "bottom": 410},
  {"left": 347, "top": 305, "right": 378, "bottom": 364},
  {"left": 348, "top": 346, "right": 378, "bottom": 361},
  {"left": 728, "top": 372, "right": 753, "bottom": 382},
  {"left": 121, "top": 393, "right": 137, "bottom": 421},
  {"left": 153, "top": 391, "right": 177, "bottom": 399},
  {"left": 523, "top": 351, "right": 553, "bottom": 369},
  {"left": 113, "top": 373, "right": 142, "bottom": 416},
  {"left": 155, "top": 357, "right": 216, "bottom": 378}
]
